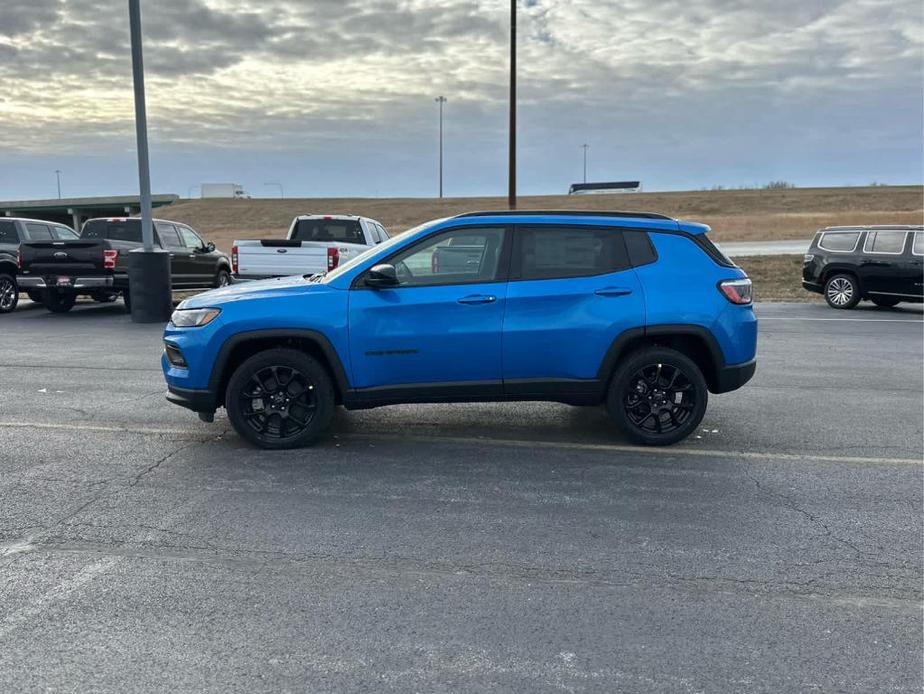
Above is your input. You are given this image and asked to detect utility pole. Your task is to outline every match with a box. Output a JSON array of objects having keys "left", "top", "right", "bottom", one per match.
[
  {"left": 127, "top": 0, "right": 171, "bottom": 322},
  {"left": 435, "top": 96, "right": 447, "bottom": 198},
  {"left": 55, "top": 170, "right": 62, "bottom": 199},
  {"left": 264, "top": 182, "right": 285, "bottom": 198},
  {"left": 581, "top": 144, "right": 589, "bottom": 184},
  {"left": 508, "top": 0, "right": 517, "bottom": 209}
]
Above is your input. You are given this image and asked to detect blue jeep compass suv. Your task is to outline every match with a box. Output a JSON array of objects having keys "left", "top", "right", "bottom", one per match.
[{"left": 162, "top": 211, "right": 757, "bottom": 448}]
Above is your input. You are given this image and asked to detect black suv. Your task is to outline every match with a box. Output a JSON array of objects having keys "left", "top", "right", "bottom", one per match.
[
  {"left": 802, "top": 225, "right": 923, "bottom": 309},
  {"left": 18, "top": 217, "right": 231, "bottom": 313}
]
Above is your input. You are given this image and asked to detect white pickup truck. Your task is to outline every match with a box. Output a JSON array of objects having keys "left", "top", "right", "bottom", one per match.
[{"left": 231, "top": 214, "right": 390, "bottom": 281}]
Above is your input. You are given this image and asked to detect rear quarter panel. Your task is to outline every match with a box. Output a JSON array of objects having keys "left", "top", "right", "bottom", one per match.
[{"left": 636, "top": 232, "right": 757, "bottom": 365}]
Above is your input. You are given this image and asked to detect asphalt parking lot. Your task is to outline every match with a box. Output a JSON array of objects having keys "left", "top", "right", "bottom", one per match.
[{"left": 0, "top": 299, "right": 921, "bottom": 692}]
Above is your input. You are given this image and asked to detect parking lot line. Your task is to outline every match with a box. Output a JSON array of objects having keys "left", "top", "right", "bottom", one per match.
[
  {"left": 758, "top": 317, "right": 921, "bottom": 323},
  {"left": 1, "top": 420, "right": 920, "bottom": 466}
]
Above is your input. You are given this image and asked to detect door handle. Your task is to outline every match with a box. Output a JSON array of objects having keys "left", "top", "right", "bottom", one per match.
[
  {"left": 595, "top": 286, "right": 633, "bottom": 297},
  {"left": 457, "top": 294, "right": 497, "bottom": 305}
]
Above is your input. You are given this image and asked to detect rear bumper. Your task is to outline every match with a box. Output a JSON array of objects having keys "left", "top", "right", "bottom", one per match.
[
  {"left": 18, "top": 275, "right": 121, "bottom": 291},
  {"left": 712, "top": 359, "right": 756, "bottom": 394},
  {"left": 166, "top": 384, "right": 218, "bottom": 414},
  {"left": 802, "top": 280, "right": 823, "bottom": 294}
]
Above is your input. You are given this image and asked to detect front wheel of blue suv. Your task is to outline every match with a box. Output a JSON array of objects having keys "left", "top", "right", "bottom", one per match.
[
  {"left": 226, "top": 348, "right": 335, "bottom": 449},
  {"left": 606, "top": 347, "right": 708, "bottom": 446}
]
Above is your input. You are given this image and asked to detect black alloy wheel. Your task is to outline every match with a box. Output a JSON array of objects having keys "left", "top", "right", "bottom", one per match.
[
  {"left": 607, "top": 347, "right": 708, "bottom": 446},
  {"left": 0, "top": 273, "right": 18, "bottom": 313},
  {"left": 226, "top": 348, "right": 334, "bottom": 449}
]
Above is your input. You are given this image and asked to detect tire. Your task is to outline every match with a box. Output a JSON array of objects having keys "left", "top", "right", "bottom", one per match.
[
  {"left": 42, "top": 289, "right": 76, "bottom": 313},
  {"left": 606, "top": 347, "right": 708, "bottom": 446},
  {"left": 824, "top": 274, "right": 860, "bottom": 310},
  {"left": 0, "top": 273, "right": 18, "bottom": 314},
  {"left": 871, "top": 297, "right": 900, "bottom": 308},
  {"left": 226, "top": 348, "right": 335, "bottom": 450},
  {"left": 214, "top": 268, "right": 231, "bottom": 288},
  {"left": 27, "top": 291, "right": 42, "bottom": 303}
]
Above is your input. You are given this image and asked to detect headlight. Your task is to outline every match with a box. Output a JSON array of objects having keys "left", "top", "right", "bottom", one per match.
[
  {"left": 803, "top": 254, "right": 815, "bottom": 263},
  {"left": 170, "top": 307, "right": 221, "bottom": 327}
]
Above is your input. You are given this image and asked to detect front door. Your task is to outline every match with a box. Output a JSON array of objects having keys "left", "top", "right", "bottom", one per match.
[
  {"left": 858, "top": 230, "right": 908, "bottom": 295},
  {"left": 348, "top": 226, "right": 510, "bottom": 392},
  {"left": 155, "top": 222, "right": 189, "bottom": 285},
  {"left": 502, "top": 225, "right": 646, "bottom": 389},
  {"left": 177, "top": 225, "right": 212, "bottom": 286}
]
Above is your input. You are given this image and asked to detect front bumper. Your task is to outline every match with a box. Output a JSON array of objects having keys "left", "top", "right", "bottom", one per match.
[
  {"left": 802, "top": 280, "right": 823, "bottom": 294},
  {"left": 18, "top": 275, "right": 117, "bottom": 290},
  {"left": 712, "top": 359, "right": 756, "bottom": 394},
  {"left": 166, "top": 384, "right": 218, "bottom": 414}
]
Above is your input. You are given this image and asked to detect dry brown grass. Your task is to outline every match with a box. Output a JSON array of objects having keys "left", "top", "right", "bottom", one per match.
[
  {"left": 161, "top": 185, "right": 923, "bottom": 253},
  {"left": 735, "top": 255, "right": 816, "bottom": 303}
]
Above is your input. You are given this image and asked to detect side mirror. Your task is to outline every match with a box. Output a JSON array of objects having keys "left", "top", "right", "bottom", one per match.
[
  {"left": 205, "top": 241, "right": 216, "bottom": 253},
  {"left": 365, "top": 263, "right": 399, "bottom": 288}
]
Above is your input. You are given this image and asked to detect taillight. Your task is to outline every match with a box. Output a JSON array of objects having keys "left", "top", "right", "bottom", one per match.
[
  {"left": 231, "top": 244, "right": 238, "bottom": 274},
  {"left": 103, "top": 249, "right": 118, "bottom": 270},
  {"left": 327, "top": 247, "right": 340, "bottom": 271},
  {"left": 719, "top": 278, "right": 753, "bottom": 305}
]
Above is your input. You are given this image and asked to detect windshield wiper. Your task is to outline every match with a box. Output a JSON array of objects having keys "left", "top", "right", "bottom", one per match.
[{"left": 304, "top": 271, "right": 327, "bottom": 282}]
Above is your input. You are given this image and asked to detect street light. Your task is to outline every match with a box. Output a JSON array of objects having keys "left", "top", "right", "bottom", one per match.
[
  {"left": 508, "top": 0, "right": 517, "bottom": 209},
  {"left": 127, "top": 0, "right": 171, "bottom": 322},
  {"left": 435, "top": 96, "right": 447, "bottom": 198},
  {"left": 581, "top": 144, "right": 589, "bottom": 184},
  {"left": 264, "top": 182, "right": 285, "bottom": 199},
  {"left": 55, "top": 170, "right": 62, "bottom": 199}
]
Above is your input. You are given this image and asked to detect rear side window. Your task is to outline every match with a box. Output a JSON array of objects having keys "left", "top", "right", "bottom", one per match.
[
  {"left": 624, "top": 231, "right": 657, "bottom": 267},
  {"left": 156, "top": 222, "right": 182, "bottom": 248},
  {"left": 818, "top": 231, "right": 860, "bottom": 252},
  {"left": 863, "top": 230, "right": 906, "bottom": 254},
  {"left": 25, "top": 223, "right": 53, "bottom": 240},
  {"left": 82, "top": 220, "right": 142, "bottom": 243},
  {"left": 52, "top": 226, "right": 78, "bottom": 240},
  {"left": 913, "top": 233, "right": 923, "bottom": 256},
  {"left": 514, "top": 226, "right": 629, "bottom": 280},
  {"left": 692, "top": 235, "right": 736, "bottom": 267},
  {"left": 0, "top": 221, "right": 18, "bottom": 243},
  {"left": 292, "top": 219, "right": 364, "bottom": 243}
]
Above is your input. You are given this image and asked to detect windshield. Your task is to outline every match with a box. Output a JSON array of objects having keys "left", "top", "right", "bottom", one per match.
[
  {"left": 320, "top": 219, "right": 446, "bottom": 283},
  {"left": 292, "top": 218, "right": 364, "bottom": 243}
]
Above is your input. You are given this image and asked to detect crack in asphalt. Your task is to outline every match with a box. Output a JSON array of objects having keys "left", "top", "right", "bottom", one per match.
[
  {"left": 743, "top": 466, "right": 873, "bottom": 559},
  {"left": 128, "top": 440, "right": 202, "bottom": 487}
]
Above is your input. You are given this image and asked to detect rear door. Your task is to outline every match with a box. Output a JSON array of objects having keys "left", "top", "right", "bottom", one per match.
[
  {"left": 502, "top": 225, "right": 645, "bottom": 391},
  {"left": 348, "top": 225, "right": 510, "bottom": 390},
  {"left": 859, "top": 230, "right": 908, "bottom": 295}
]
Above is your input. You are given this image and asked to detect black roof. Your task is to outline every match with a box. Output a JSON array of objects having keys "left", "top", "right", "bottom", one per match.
[{"left": 454, "top": 210, "right": 673, "bottom": 221}]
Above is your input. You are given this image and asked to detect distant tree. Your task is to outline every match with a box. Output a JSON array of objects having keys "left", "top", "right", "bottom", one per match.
[
  {"left": 763, "top": 180, "right": 796, "bottom": 189},
  {"left": 869, "top": 181, "right": 888, "bottom": 187}
]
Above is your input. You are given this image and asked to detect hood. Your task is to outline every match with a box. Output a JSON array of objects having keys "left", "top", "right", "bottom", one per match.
[{"left": 179, "top": 275, "right": 326, "bottom": 309}]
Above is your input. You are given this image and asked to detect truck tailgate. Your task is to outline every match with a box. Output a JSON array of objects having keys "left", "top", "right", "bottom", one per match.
[
  {"left": 237, "top": 241, "right": 328, "bottom": 277},
  {"left": 19, "top": 240, "right": 107, "bottom": 276}
]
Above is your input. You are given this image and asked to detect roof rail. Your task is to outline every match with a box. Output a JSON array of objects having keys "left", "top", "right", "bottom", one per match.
[{"left": 453, "top": 210, "right": 674, "bottom": 221}]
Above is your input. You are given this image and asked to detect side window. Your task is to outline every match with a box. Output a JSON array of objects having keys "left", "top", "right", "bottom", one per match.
[
  {"left": 376, "top": 224, "right": 389, "bottom": 243},
  {"left": 624, "top": 231, "right": 658, "bottom": 267},
  {"left": 177, "top": 226, "right": 203, "bottom": 250},
  {"left": 25, "top": 223, "right": 53, "bottom": 241},
  {"left": 863, "top": 230, "right": 906, "bottom": 255},
  {"left": 913, "top": 233, "right": 923, "bottom": 257},
  {"left": 366, "top": 222, "right": 382, "bottom": 244},
  {"left": 818, "top": 232, "right": 860, "bottom": 252},
  {"left": 0, "top": 221, "right": 18, "bottom": 243},
  {"left": 514, "top": 226, "right": 629, "bottom": 280},
  {"left": 52, "top": 226, "right": 78, "bottom": 240},
  {"left": 156, "top": 222, "right": 183, "bottom": 248},
  {"left": 387, "top": 227, "right": 507, "bottom": 287}
]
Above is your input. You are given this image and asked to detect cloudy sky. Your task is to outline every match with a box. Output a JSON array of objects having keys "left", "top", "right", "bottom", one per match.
[{"left": 0, "top": 0, "right": 921, "bottom": 200}]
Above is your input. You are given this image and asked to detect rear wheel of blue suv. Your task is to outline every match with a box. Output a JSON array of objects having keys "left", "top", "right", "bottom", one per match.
[{"left": 162, "top": 211, "right": 757, "bottom": 449}]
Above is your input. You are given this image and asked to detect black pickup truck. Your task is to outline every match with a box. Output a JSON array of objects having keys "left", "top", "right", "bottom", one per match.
[
  {"left": 0, "top": 217, "right": 81, "bottom": 313},
  {"left": 18, "top": 218, "right": 231, "bottom": 313}
]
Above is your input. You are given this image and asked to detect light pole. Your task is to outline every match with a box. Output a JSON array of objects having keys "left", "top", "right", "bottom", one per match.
[
  {"left": 508, "top": 0, "right": 517, "bottom": 209},
  {"left": 55, "top": 170, "right": 62, "bottom": 199},
  {"left": 581, "top": 144, "right": 589, "bottom": 184},
  {"left": 435, "top": 96, "right": 447, "bottom": 198},
  {"left": 127, "top": 0, "right": 171, "bottom": 322},
  {"left": 264, "top": 182, "right": 285, "bottom": 199}
]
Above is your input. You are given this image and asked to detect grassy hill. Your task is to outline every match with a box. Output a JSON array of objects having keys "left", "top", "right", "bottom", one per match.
[{"left": 162, "top": 185, "right": 923, "bottom": 253}]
